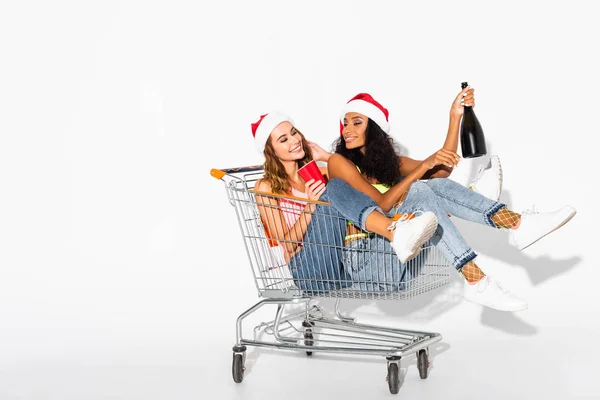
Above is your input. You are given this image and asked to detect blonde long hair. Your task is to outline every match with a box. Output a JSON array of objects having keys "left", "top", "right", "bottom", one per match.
[{"left": 262, "top": 129, "right": 313, "bottom": 194}]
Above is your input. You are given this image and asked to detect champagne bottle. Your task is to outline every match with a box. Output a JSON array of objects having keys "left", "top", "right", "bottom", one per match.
[{"left": 460, "top": 81, "right": 487, "bottom": 158}]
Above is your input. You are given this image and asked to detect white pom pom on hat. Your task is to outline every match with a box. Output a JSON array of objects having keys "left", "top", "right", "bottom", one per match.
[{"left": 250, "top": 111, "right": 295, "bottom": 154}]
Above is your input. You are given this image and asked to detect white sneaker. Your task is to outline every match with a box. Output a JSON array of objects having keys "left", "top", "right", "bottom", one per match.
[
  {"left": 463, "top": 276, "right": 528, "bottom": 312},
  {"left": 510, "top": 205, "right": 577, "bottom": 250},
  {"left": 472, "top": 155, "right": 503, "bottom": 201},
  {"left": 388, "top": 211, "right": 438, "bottom": 263}
]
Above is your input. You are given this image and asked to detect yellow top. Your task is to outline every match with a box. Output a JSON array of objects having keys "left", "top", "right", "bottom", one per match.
[
  {"left": 357, "top": 166, "right": 390, "bottom": 193},
  {"left": 372, "top": 182, "right": 389, "bottom": 194}
]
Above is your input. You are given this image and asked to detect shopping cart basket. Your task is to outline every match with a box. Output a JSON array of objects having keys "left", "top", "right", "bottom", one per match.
[{"left": 210, "top": 165, "right": 453, "bottom": 394}]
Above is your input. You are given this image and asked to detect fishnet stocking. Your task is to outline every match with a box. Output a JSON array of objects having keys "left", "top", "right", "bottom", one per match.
[
  {"left": 459, "top": 261, "right": 486, "bottom": 283},
  {"left": 492, "top": 207, "right": 521, "bottom": 229}
]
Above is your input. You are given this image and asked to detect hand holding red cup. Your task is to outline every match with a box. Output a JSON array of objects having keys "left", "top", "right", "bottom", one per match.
[{"left": 298, "top": 160, "right": 326, "bottom": 186}]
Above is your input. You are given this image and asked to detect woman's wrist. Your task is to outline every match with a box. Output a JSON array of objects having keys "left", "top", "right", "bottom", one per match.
[
  {"left": 416, "top": 162, "right": 430, "bottom": 176},
  {"left": 321, "top": 152, "right": 332, "bottom": 162},
  {"left": 449, "top": 111, "right": 462, "bottom": 122}
]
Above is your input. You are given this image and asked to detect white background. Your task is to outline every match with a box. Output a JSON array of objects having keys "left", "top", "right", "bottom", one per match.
[{"left": 1, "top": 0, "right": 598, "bottom": 399}]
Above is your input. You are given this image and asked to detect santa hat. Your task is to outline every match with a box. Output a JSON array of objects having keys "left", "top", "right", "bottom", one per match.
[
  {"left": 250, "top": 112, "right": 295, "bottom": 154},
  {"left": 339, "top": 93, "right": 390, "bottom": 134}
]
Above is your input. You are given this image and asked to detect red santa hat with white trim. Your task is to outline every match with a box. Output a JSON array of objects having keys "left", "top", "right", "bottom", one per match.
[
  {"left": 339, "top": 93, "right": 390, "bottom": 134},
  {"left": 251, "top": 111, "right": 295, "bottom": 154}
]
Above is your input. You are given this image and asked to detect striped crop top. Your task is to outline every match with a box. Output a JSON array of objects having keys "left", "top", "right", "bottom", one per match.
[{"left": 279, "top": 187, "right": 308, "bottom": 229}]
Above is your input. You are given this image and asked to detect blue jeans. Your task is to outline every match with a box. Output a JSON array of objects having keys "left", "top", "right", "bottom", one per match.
[
  {"left": 343, "top": 178, "right": 505, "bottom": 291},
  {"left": 343, "top": 236, "right": 434, "bottom": 291},
  {"left": 289, "top": 178, "right": 384, "bottom": 292}
]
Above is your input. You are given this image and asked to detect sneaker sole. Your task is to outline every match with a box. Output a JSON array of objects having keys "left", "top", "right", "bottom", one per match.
[
  {"left": 473, "top": 155, "right": 502, "bottom": 201},
  {"left": 396, "top": 217, "right": 438, "bottom": 263},
  {"left": 492, "top": 156, "right": 502, "bottom": 202},
  {"left": 518, "top": 208, "right": 577, "bottom": 250}
]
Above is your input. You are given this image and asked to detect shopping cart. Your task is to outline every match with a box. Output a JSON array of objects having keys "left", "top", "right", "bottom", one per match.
[{"left": 210, "top": 165, "right": 453, "bottom": 394}]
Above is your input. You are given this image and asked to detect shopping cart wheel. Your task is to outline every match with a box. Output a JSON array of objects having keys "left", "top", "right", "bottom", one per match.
[
  {"left": 232, "top": 353, "right": 245, "bottom": 383},
  {"left": 304, "top": 332, "right": 314, "bottom": 356},
  {"left": 302, "top": 320, "right": 315, "bottom": 356},
  {"left": 387, "top": 363, "right": 400, "bottom": 394},
  {"left": 417, "top": 349, "right": 429, "bottom": 379}
]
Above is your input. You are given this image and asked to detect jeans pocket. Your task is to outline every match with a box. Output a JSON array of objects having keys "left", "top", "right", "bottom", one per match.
[
  {"left": 343, "top": 248, "right": 359, "bottom": 274},
  {"left": 344, "top": 239, "right": 371, "bottom": 276}
]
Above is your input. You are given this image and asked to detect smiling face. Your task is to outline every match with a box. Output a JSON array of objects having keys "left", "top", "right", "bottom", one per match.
[
  {"left": 269, "top": 121, "right": 306, "bottom": 162},
  {"left": 341, "top": 112, "right": 368, "bottom": 151}
]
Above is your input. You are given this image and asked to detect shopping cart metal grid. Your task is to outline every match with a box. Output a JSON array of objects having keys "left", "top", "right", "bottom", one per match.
[{"left": 211, "top": 165, "right": 454, "bottom": 394}]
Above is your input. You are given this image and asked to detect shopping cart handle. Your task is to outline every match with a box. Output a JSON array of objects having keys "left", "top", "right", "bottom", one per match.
[
  {"left": 210, "top": 168, "right": 226, "bottom": 180},
  {"left": 210, "top": 165, "right": 264, "bottom": 180}
]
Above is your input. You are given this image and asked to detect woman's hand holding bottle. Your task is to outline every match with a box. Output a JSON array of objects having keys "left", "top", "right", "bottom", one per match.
[{"left": 451, "top": 86, "right": 475, "bottom": 117}]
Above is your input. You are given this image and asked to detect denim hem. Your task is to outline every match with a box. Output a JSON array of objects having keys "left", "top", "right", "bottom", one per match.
[
  {"left": 453, "top": 249, "right": 477, "bottom": 270},
  {"left": 484, "top": 202, "right": 507, "bottom": 228},
  {"left": 357, "top": 205, "right": 382, "bottom": 231}
]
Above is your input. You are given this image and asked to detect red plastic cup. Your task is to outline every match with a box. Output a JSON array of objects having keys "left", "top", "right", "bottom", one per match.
[{"left": 298, "top": 160, "right": 326, "bottom": 186}]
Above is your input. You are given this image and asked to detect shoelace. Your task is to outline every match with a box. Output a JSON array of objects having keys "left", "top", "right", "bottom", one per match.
[
  {"left": 471, "top": 163, "right": 487, "bottom": 186},
  {"left": 465, "top": 159, "right": 489, "bottom": 187},
  {"left": 477, "top": 276, "right": 507, "bottom": 293},
  {"left": 386, "top": 210, "right": 425, "bottom": 232},
  {"left": 522, "top": 204, "right": 539, "bottom": 217}
]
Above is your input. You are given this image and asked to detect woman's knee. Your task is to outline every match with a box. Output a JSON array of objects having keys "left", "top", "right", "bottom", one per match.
[
  {"left": 322, "top": 178, "right": 344, "bottom": 200},
  {"left": 325, "top": 177, "right": 352, "bottom": 194},
  {"left": 403, "top": 181, "right": 441, "bottom": 213},
  {"left": 425, "top": 177, "right": 452, "bottom": 191},
  {"left": 426, "top": 177, "right": 468, "bottom": 196},
  {"left": 326, "top": 177, "right": 342, "bottom": 190},
  {"left": 407, "top": 180, "right": 437, "bottom": 199}
]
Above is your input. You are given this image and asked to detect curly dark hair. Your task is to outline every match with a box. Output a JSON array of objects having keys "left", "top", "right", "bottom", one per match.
[{"left": 333, "top": 118, "right": 401, "bottom": 187}]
